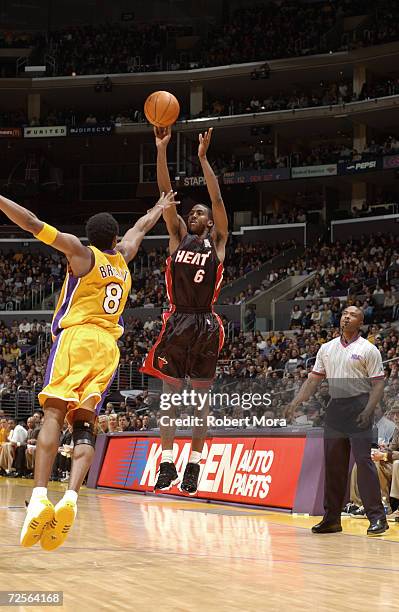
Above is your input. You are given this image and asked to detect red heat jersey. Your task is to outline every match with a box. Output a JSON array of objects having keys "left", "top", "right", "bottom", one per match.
[{"left": 165, "top": 233, "right": 223, "bottom": 311}]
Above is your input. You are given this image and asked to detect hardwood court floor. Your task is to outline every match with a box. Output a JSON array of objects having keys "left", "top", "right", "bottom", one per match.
[{"left": 0, "top": 477, "right": 398, "bottom": 612}]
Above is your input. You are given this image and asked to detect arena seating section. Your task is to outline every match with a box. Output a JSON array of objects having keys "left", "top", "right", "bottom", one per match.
[{"left": 2, "top": 1, "right": 399, "bottom": 75}]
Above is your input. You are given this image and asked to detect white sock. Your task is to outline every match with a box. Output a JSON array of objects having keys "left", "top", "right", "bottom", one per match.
[
  {"left": 162, "top": 450, "right": 174, "bottom": 463},
  {"left": 31, "top": 487, "right": 47, "bottom": 499},
  {"left": 62, "top": 490, "right": 78, "bottom": 504},
  {"left": 189, "top": 451, "right": 202, "bottom": 464}
]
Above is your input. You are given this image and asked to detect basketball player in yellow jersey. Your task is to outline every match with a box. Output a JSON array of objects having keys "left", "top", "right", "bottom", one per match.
[{"left": 0, "top": 189, "right": 178, "bottom": 551}]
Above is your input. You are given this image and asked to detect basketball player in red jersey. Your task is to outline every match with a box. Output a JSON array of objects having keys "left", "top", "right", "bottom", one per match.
[{"left": 141, "top": 126, "right": 228, "bottom": 495}]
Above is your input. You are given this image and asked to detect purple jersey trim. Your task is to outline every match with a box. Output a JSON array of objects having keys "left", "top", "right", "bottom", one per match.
[
  {"left": 51, "top": 275, "right": 79, "bottom": 337},
  {"left": 96, "top": 368, "right": 118, "bottom": 415},
  {"left": 43, "top": 332, "right": 63, "bottom": 387}
]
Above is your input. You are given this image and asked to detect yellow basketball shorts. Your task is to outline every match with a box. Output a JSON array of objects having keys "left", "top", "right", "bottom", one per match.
[{"left": 39, "top": 324, "right": 120, "bottom": 422}]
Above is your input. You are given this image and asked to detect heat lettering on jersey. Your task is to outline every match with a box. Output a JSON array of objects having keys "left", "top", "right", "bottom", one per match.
[
  {"left": 174, "top": 250, "right": 211, "bottom": 266},
  {"left": 99, "top": 264, "right": 128, "bottom": 281}
]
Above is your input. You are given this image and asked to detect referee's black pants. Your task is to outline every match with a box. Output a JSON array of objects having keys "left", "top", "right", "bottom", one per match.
[{"left": 323, "top": 398, "right": 385, "bottom": 524}]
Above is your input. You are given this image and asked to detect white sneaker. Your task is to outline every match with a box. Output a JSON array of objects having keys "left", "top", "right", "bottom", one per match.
[
  {"left": 387, "top": 509, "right": 399, "bottom": 523},
  {"left": 350, "top": 505, "right": 366, "bottom": 519},
  {"left": 20, "top": 497, "right": 54, "bottom": 547}
]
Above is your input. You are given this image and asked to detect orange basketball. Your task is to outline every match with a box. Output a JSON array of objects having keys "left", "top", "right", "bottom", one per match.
[{"left": 144, "top": 91, "right": 180, "bottom": 127}]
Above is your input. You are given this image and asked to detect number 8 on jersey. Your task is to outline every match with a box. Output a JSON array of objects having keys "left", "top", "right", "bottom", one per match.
[{"left": 103, "top": 282, "right": 123, "bottom": 314}]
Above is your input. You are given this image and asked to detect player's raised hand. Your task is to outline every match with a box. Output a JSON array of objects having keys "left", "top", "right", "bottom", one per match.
[
  {"left": 156, "top": 190, "right": 180, "bottom": 210},
  {"left": 154, "top": 125, "right": 171, "bottom": 149},
  {"left": 198, "top": 128, "right": 213, "bottom": 159}
]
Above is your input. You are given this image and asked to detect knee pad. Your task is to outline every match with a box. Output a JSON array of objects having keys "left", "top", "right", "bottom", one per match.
[{"left": 72, "top": 420, "right": 96, "bottom": 448}]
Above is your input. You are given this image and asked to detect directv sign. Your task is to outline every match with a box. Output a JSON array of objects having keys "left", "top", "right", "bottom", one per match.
[
  {"left": 68, "top": 125, "right": 114, "bottom": 136},
  {"left": 338, "top": 158, "right": 382, "bottom": 174}
]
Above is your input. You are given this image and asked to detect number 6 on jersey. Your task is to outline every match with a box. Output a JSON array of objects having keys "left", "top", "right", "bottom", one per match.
[
  {"left": 194, "top": 269, "right": 205, "bottom": 283},
  {"left": 103, "top": 282, "right": 123, "bottom": 314}
]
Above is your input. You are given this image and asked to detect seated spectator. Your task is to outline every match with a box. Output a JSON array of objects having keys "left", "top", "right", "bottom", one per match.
[
  {"left": 97, "top": 415, "right": 109, "bottom": 434},
  {"left": 0, "top": 418, "right": 27, "bottom": 475},
  {"left": 118, "top": 413, "right": 133, "bottom": 432},
  {"left": 25, "top": 416, "right": 41, "bottom": 476},
  {"left": 290, "top": 304, "right": 302, "bottom": 328},
  {"left": 285, "top": 349, "right": 303, "bottom": 373},
  {"left": 350, "top": 410, "right": 399, "bottom": 518},
  {"left": 108, "top": 413, "right": 120, "bottom": 433},
  {"left": 51, "top": 422, "right": 73, "bottom": 481}
]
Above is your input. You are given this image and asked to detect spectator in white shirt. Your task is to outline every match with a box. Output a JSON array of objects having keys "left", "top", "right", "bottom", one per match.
[
  {"left": 290, "top": 304, "right": 302, "bottom": 328},
  {"left": 0, "top": 419, "right": 27, "bottom": 474},
  {"left": 19, "top": 319, "right": 32, "bottom": 334}
]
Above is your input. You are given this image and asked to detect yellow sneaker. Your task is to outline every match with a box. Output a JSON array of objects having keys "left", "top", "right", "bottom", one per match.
[
  {"left": 20, "top": 497, "right": 54, "bottom": 547},
  {"left": 40, "top": 499, "right": 77, "bottom": 551}
]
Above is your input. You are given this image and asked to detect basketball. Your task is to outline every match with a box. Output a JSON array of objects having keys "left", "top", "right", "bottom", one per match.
[{"left": 144, "top": 91, "right": 180, "bottom": 127}]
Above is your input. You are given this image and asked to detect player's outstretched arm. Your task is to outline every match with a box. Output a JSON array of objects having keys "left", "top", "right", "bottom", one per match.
[
  {"left": 116, "top": 190, "right": 179, "bottom": 263},
  {"left": 198, "top": 129, "right": 228, "bottom": 260},
  {"left": 0, "top": 194, "right": 92, "bottom": 275},
  {"left": 155, "top": 126, "right": 186, "bottom": 253}
]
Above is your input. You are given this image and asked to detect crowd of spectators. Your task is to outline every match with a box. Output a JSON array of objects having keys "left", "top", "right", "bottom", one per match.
[
  {"left": 0, "top": 234, "right": 398, "bottom": 423},
  {"left": 125, "top": 240, "right": 296, "bottom": 308},
  {"left": 204, "top": 79, "right": 353, "bottom": 121},
  {"left": 200, "top": 2, "right": 337, "bottom": 68},
  {"left": 116, "top": 320, "right": 399, "bottom": 429},
  {"left": 2, "top": 232, "right": 398, "bottom": 315},
  {"left": 1, "top": 5, "right": 337, "bottom": 76},
  {"left": 356, "top": 0, "right": 399, "bottom": 49},
  {"left": 0, "top": 250, "right": 63, "bottom": 310},
  {"left": 294, "top": 234, "right": 399, "bottom": 298},
  {"left": 290, "top": 293, "right": 399, "bottom": 330},
  {"left": 46, "top": 23, "right": 191, "bottom": 76},
  {"left": 16, "top": 75, "right": 399, "bottom": 133},
  {"left": 208, "top": 321, "right": 399, "bottom": 426},
  {"left": 1, "top": 2, "right": 399, "bottom": 78},
  {"left": 192, "top": 131, "right": 399, "bottom": 178},
  {"left": 0, "top": 319, "right": 50, "bottom": 405},
  {"left": 223, "top": 234, "right": 399, "bottom": 307},
  {"left": 1, "top": 314, "right": 399, "bottom": 481}
]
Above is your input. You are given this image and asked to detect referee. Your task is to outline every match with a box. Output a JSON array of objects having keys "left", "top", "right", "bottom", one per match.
[{"left": 287, "top": 306, "right": 388, "bottom": 536}]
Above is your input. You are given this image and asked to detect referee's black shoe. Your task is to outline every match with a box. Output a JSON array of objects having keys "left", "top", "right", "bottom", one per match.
[
  {"left": 367, "top": 519, "right": 389, "bottom": 536},
  {"left": 179, "top": 462, "right": 200, "bottom": 496},
  {"left": 154, "top": 462, "right": 180, "bottom": 492},
  {"left": 311, "top": 519, "right": 342, "bottom": 534}
]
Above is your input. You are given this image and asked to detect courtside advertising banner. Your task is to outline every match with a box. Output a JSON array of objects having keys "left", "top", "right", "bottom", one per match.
[
  {"left": 291, "top": 164, "right": 337, "bottom": 178},
  {"left": 24, "top": 125, "right": 67, "bottom": 138},
  {"left": 68, "top": 124, "right": 114, "bottom": 136},
  {"left": 337, "top": 158, "right": 382, "bottom": 174},
  {"left": 0, "top": 127, "right": 22, "bottom": 138},
  {"left": 97, "top": 435, "right": 306, "bottom": 508}
]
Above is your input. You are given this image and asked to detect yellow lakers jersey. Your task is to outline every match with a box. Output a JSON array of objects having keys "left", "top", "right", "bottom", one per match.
[{"left": 51, "top": 246, "right": 131, "bottom": 340}]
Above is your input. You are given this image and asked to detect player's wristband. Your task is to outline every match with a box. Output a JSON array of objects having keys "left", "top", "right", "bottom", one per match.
[{"left": 34, "top": 223, "right": 58, "bottom": 245}]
